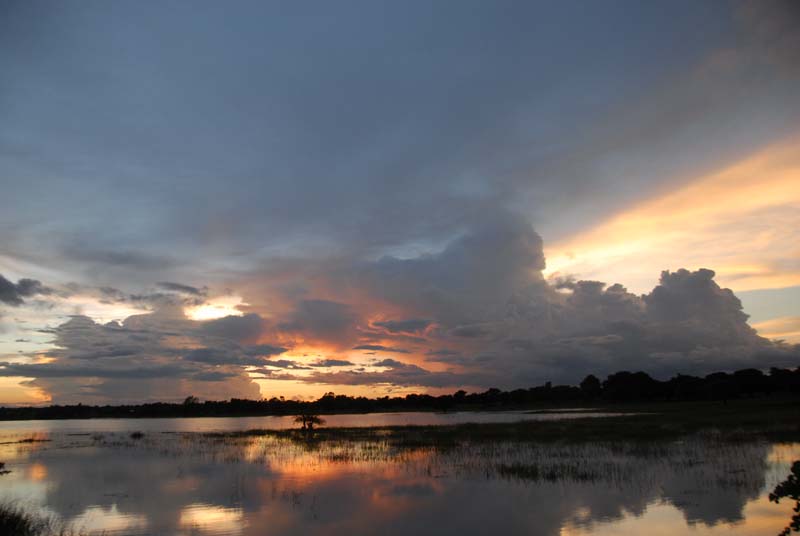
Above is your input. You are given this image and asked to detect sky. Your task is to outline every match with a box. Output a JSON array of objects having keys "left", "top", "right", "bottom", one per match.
[{"left": 1, "top": 0, "right": 799, "bottom": 404}]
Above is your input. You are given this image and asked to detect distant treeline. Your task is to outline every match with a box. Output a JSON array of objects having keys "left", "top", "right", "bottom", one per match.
[{"left": 1, "top": 366, "right": 799, "bottom": 421}]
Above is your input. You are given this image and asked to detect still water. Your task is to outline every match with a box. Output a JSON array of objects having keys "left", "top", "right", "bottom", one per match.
[{"left": 0, "top": 412, "right": 797, "bottom": 536}]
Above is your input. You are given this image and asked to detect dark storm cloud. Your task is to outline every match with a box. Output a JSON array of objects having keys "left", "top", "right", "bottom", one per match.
[{"left": 0, "top": 274, "right": 51, "bottom": 306}]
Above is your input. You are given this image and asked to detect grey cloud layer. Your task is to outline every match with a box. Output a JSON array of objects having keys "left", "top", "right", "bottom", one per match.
[
  {"left": 1, "top": 1, "right": 799, "bottom": 402},
  {"left": 1, "top": 1, "right": 798, "bottom": 289}
]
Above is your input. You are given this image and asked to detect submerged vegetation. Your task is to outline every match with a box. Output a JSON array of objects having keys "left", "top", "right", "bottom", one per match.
[{"left": 0, "top": 366, "right": 798, "bottom": 421}]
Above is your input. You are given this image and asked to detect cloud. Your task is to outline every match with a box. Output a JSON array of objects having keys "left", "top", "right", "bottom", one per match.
[
  {"left": 197, "top": 313, "right": 265, "bottom": 344},
  {"left": 2, "top": 0, "right": 800, "bottom": 401},
  {"left": 244, "top": 344, "right": 288, "bottom": 357},
  {"left": 751, "top": 316, "right": 800, "bottom": 344},
  {"left": 300, "top": 362, "right": 490, "bottom": 389},
  {"left": 372, "top": 319, "right": 432, "bottom": 334},
  {"left": 157, "top": 282, "right": 206, "bottom": 296},
  {"left": 353, "top": 212, "right": 548, "bottom": 328},
  {"left": 353, "top": 345, "right": 410, "bottom": 354},
  {"left": 259, "top": 215, "right": 800, "bottom": 389},
  {"left": 310, "top": 359, "right": 354, "bottom": 367},
  {"left": 278, "top": 300, "right": 360, "bottom": 346},
  {"left": 0, "top": 307, "right": 281, "bottom": 403},
  {"left": 0, "top": 274, "right": 51, "bottom": 306},
  {"left": 259, "top": 360, "right": 311, "bottom": 370}
]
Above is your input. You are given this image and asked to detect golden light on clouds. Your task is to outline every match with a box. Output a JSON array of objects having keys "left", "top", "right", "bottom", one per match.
[
  {"left": 0, "top": 377, "right": 51, "bottom": 405},
  {"left": 752, "top": 316, "right": 800, "bottom": 344},
  {"left": 544, "top": 138, "right": 800, "bottom": 294},
  {"left": 186, "top": 295, "right": 247, "bottom": 320}
]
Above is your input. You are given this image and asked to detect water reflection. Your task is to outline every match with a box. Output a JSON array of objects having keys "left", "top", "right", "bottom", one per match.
[
  {"left": 0, "top": 410, "right": 626, "bottom": 435},
  {"left": 0, "top": 427, "right": 797, "bottom": 535}
]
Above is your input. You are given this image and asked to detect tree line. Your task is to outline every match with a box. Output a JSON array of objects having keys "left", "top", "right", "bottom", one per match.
[{"left": 0, "top": 366, "right": 798, "bottom": 421}]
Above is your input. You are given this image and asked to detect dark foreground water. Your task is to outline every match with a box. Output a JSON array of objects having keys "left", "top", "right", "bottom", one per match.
[{"left": 0, "top": 412, "right": 797, "bottom": 535}]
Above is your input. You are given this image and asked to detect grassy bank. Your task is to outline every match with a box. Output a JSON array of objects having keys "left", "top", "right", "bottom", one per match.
[{"left": 203, "top": 398, "right": 800, "bottom": 447}]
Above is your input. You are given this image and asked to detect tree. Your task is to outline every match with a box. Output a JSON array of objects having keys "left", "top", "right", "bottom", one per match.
[
  {"left": 770, "top": 461, "right": 800, "bottom": 535},
  {"left": 294, "top": 413, "right": 325, "bottom": 431},
  {"left": 579, "top": 375, "right": 601, "bottom": 399},
  {"left": 183, "top": 396, "right": 200, "bottom": 405}
]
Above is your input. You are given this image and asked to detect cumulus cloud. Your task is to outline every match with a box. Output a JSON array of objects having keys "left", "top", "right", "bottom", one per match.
[
  {"left": 3, "top": 213, "right": 799, "bottom": 402},
  {"left": 255, "top": 214, "right": 799, "bottom": 388},
  {"left": 0, "top": 307, "right": 285, "bottom": 403}
]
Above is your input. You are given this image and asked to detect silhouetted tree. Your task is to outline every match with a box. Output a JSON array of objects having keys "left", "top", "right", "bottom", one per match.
[
  {"left": 579, "top": 375, "right": 602, "bottom": 399},
  {"left": 770, "top": 460, "right": 800, "bottom": 535},
  {"left": 295, "top": 413, "right": 325, "bottom": 431}
]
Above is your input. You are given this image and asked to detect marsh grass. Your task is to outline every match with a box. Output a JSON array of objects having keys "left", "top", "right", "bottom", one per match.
[{"left": 0, "top": 503, "right": 87, "bottom": 536}]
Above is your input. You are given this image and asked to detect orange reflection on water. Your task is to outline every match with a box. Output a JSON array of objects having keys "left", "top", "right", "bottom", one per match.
[
  {"left": 27, "top": 462, "right": 47, "bottom": 481},
  {"left": 179, "top": 503, "right": 244, "bottom": 535}
]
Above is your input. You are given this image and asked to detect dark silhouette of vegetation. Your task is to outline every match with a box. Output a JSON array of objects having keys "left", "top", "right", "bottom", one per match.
[
  {"left": 0, "top": 504, "right": 40, "bottom": 536},
  {"left": 0, "top": 503, "right": 82, "bottom": 536},
  {"left": 294, "top": 413, "right": 325, "bottom": 431},
  {"left": 0, "top": 366, "right": 798, "bottom": 421},
  {"left": 771, "top": 461, "right": 800, "bottom": 535}
]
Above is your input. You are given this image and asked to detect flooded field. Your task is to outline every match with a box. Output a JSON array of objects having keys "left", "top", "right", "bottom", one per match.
[{"left": 0, "top": 413, "right": 798, "bottom": 535}]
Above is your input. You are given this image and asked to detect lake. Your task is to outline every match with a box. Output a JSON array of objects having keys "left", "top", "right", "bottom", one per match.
[{"left": 0, "top": 411, "right": 797, "bottom": 535}]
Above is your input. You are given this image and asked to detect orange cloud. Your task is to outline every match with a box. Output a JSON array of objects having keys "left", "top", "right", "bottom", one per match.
[
  {"left": 544, "top": 137, "right": 800, "bottom": 294},
  {"left": 752, "top": 316, "right": 800, "bottom": 344}
]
